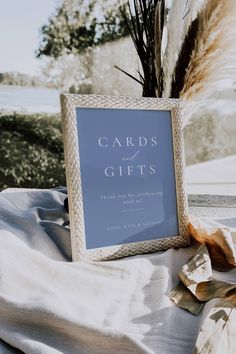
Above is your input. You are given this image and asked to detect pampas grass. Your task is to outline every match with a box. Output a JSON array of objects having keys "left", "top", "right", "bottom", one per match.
[
  {"left": 178, "top": 0, "right": 236, "bottom": 124},
  {"left": 118, "top": 0, "right": 236, "bottom": 126},
  {"left": 170, "top": 17, "right": 199, "bottom": 98},
  {"left": 181, "top": 0, "right": 236, "bottom": 100},
  {"left": 163, "top": 0, "right": 205, "bottom": 97}
]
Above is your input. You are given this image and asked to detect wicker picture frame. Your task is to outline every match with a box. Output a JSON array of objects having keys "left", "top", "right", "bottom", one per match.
[{"left": 61, "top": 94, "right": 189, "bottom": 261}]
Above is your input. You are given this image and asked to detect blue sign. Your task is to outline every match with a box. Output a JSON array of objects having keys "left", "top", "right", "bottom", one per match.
[{"left": 76, "top": 108, "right": 179, "bottom": 249}]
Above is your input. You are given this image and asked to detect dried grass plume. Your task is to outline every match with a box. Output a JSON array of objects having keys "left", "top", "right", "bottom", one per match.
[
  {"left": 163, "top": 0, "right": 205, "bottom": 97},
  {"left": 181, "top": 0, "right": 236, "bottom": 101}
]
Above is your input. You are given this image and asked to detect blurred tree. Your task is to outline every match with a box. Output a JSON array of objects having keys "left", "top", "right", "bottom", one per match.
[{"left": 37, "top": 0, "right": 129, "bottom": 58}]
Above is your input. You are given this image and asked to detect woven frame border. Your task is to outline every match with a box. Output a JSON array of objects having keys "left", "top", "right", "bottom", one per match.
[{"left": 61, "top": 94, "right": 189, "bottom": 261}]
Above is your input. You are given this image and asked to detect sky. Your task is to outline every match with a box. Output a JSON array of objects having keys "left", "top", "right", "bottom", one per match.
[{"left": 0, "top": 0, "right": 57, "bottom": 76}]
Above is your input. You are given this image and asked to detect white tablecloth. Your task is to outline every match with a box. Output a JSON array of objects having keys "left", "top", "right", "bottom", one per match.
[{"left": 0, "top": 187, "right": 235, "bottom": 354}]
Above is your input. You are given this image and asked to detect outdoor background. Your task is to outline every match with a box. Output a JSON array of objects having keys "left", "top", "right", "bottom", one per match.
[{"left": 0, "top": 0, "right": 235, "bottom": 193}]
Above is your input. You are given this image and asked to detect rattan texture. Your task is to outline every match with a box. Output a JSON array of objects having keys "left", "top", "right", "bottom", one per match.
[{"left": 61, "top": 94, "right": 189, "bottom": 261}]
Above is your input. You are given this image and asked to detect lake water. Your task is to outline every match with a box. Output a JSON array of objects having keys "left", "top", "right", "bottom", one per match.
[{"left": 0, "top": 85, "right": 60, "bottom": 113}]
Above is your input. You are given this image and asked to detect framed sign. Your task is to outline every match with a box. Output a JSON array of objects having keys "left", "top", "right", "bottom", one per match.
[{"left": 61, "top": 94, "right": 189, "bottom": 261}]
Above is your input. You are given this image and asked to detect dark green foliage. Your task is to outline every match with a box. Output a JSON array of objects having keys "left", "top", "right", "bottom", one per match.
[
  {"left": 0, "top": 71, "right": 50, "bottom": 87},
  {"left": 0, "top": 113, "right": 66, "bottom": 190},
  {"left": 37, "top": 1, "right": 129, "bottom": 58}
]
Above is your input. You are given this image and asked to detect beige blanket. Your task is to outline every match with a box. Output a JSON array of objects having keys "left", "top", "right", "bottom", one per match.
[{"left": 0, "top": 187, "right": 235, "bottom": 354}]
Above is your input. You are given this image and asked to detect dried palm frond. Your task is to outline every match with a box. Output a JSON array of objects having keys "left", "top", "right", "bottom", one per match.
[
  {"left": 169, "top": 282, "right": 205, "bottom": 315},
  {"left": 193, "top": 294, "right": 236, "bottom": 354},
  {"left": 169, "top": 243, "right": 236, "bottom": 316},
  {"left": 118, "top": 0, "right": 166, "bottom": 97},
  {"left": 189, "top": 216, "right": 236, "bottom": 271},
  {"left": 154, "top": 0, "right": 165, "bottom": 97},
  {"left": 121, "top": 0, "right": 159, "bottom": 97}
]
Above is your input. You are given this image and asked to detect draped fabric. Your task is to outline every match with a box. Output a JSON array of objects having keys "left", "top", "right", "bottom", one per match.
[{"left": 0, "top": 187, "right": 235, "bottom": 354}]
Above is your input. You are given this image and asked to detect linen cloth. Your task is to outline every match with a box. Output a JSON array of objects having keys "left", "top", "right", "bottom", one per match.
[{"left": 0, "top": 187, "right": 235, "bottom": 354}]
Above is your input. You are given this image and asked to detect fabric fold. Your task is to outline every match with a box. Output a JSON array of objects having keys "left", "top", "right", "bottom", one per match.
[{"left": 0, "top": 189, "right": 235, "bottom": 354}]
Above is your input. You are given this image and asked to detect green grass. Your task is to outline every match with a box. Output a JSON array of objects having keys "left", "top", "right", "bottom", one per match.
[{"left": 0, "top": 112, "right": 66, "bottom": 190}]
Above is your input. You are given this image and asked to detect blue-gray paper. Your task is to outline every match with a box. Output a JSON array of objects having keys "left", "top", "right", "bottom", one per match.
[{"left": 76, "top": 108, "right": 178, "bottom": 249}]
